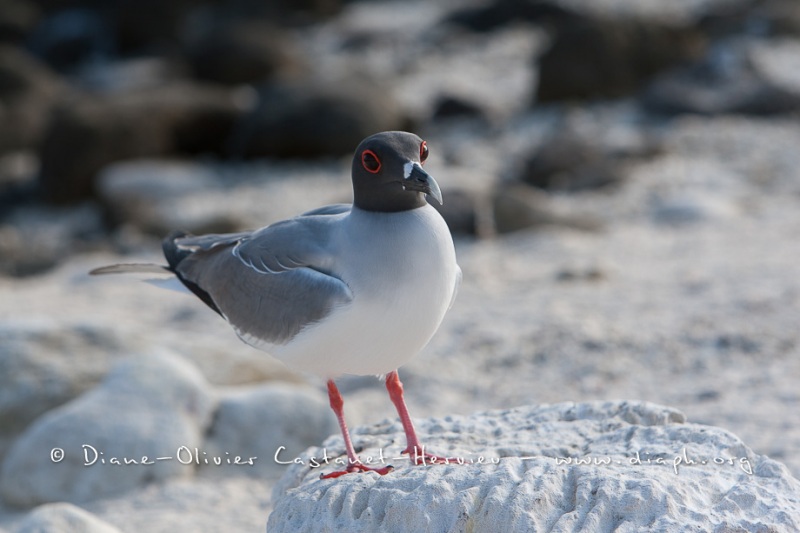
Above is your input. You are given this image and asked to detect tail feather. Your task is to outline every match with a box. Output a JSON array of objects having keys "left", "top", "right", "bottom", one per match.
[
  {"left": 89, "top": 263, "right": 171, "bottom": 275},
  {"left": 161, "top": 230, "right": 224, "bottom": 317},
  {"left": 91, "top": 231, "right": 224, "bottom": 318},
  {"left": 162, "top": 230, "right": 193, "bottom": 271}
]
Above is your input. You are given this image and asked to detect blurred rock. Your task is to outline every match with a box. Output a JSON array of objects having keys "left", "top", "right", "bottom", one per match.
[
  {"left": 700, "top": 0, "right": 800, "bottom": 38},
  {"left": 202, "top": 384, "right": 337, "bottom": 479},
  {"left": 96, "top": 160, "right": 239, "bottom": 236},
  {"left": 747, "top": 37, "right": 800, "bottom": 104},
  {"left": 492, "top": 184, "right": 554, "bottom": 233},
  {"left": 0, "top": 203, "right": 105, "bottom": 276},
  {"left": 186, "top": 345, "right": 306, "bottom": 388},
  {"left": 269, "top": 401, "right": 800, "bottom": 532},
  {"left": 492, "top": 183, "right": 602, "bottom": 234},
  {"left": 14, "top": 502, "right": 122, "bottom": 533},
  {"left": 626, "top": 154, "right": 745, "bottom": 225},
  {"left": 643, "top": 38, "right": 800, "bottom": 116},
  {"left": 0, "top": 0, "right": 40, "bottom": 43},
  {"left": 183, "top": 0, "right": 342, "bottom": 28},
  {"left": 428, "top": 188, "right": 483, "bottom": 237},
  {"left": 0, "top": 352, "right": 214, "bottom": 508},
  {"left": 444, "top": 0, "right": 571, "bottom": 33},
  {"left": 0, "top": 320, "right": 130, "bottom": 451},
  {"left": 0, "top": 44, "right": 64, "bottom": 103},
  {"left": 75, "top": 57, "right": 185, "bottom": 93},
  {"left": 651, "top": 193, "right": 739, "bottom": 225},
  {"left": 662, "top": 115, "right": 800, "bottom": 195},
  {"left": 0, "top": 45, "right": 66, "bottom": 155},
  {"left": 643, "top": 63, "right": 779, "bottom": 116},
  {"left": 555, "top": 264, "right": 606, "bottom": 283},
  {"left": 536, "top": 10, "right": 705, "bottom": 102},
  {"left": 26, "top": 8, "right": 113, "bottom": 72},
  {"left": 111, "top": 0, "right": 343, "bottom": 59},
  {"left": 512, "top": 106, "right": 662, "bottom": 196},
  {"left": 754, "top": 0, "right": 800, "bottom": 36},
  {"left": 72, "top": 476, "right": 272, "bottom": 532},
  {"left": 431, "top": 95, "right": 487, "bottom": 122},
  {"left": 221, "top": 0, "right": 342, "bottom": 23},
  {"left": 110, "top": 0, "right": 206, "bottom": 56},
  {"left": 519, "top": 132, "right": 623, "bottom": 192},
  {"left": 0, "top": 151, "right": 37, "bottom": 201},
  {"left": 28, "top": 0, "right": 292, "bottom": 62},
  {"left": 97, "top": 157, "right": 355, "bottom": 244},
  {"left": 185, "top": 21, "right": 303, "bottom": 86},
  {"left": 38, "top": 83, "right": 250, "bottom": 204},
  {"left": 22, "top": 0, "right": 98, "bottom": 15},
  {"left": 232, "top": 79, "right": 408, "bottom": 159}
]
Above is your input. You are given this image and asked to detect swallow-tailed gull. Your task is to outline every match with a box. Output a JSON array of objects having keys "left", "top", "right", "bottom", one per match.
[{"left": 91, "top": 131, "right": 461, "bottom": 478}]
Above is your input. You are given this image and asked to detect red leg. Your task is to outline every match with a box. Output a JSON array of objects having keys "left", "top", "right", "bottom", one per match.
[
  {"left": 320, "top": 379, "right": 394, "bottom": 479},
  {"left": 385, "top": 370, "right": 457, "bottom": 466}
]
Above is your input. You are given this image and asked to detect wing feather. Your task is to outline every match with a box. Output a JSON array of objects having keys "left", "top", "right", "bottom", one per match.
[
  {"left": 174, "top": 232, "right": 251, "bottom": 252},
  {"left": 174, "top": 212, "right": 351, "bottom": 346}
]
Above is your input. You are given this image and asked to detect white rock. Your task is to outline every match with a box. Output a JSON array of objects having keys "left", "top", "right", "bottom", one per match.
[
  {"left": 0, "top": 352, "right": 215, "bottom": 508},
  {"left": 0, "top": 320, "right": 132, "bottom": 443},
  {"left": 95, "top": 160, "right": 231, "bottom": 235},
  {"left": 84, "top": 477, "right": 272, "bottom": 533},
  {"left": 621, "top": 155, "right": 744, "bottom": 225},
  {"left": 268, "top": 401, "right": 800, "bottom": 532},
  {"left": 13, "top": 503, "right": 122, "bottom": 533},
  {"left": 651, "top": 192, "right": 739, "bottom": 225},
  {"left": 0, "top": 203, "right": 104, "bottom": 276},
  {"left": 749, "top": 38, "right": 800, "bottom": 99},
  {"left": 94, "top": 158, "right": 350, "bottom": 236},
  {"left": 201, "top": 384, "right": 338, "bottom": 479}
]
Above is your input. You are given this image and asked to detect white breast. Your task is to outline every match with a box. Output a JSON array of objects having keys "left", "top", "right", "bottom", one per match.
[{"left": 270, "top": 205, "right": 460, "bottom": 378}]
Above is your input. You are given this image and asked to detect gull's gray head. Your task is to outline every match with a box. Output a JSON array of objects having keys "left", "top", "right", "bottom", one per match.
[{"left": 351, "top": 131, "right": 443, "bottom": 213}]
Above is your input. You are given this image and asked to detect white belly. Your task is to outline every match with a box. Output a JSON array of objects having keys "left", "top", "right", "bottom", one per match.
[{"left": 269, "top": 205, "right": 459, "bottom": 378}]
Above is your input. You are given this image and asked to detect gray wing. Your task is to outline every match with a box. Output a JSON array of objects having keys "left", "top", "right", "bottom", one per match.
[
  {"left": 174, "top": 232, "right": 251, "bottom": 252},
  {"left": 230, "top": 217, "right": 337, "bottom": 275},
  {"left": 174, "top": 215, "right": 352, "bottom": 348}
]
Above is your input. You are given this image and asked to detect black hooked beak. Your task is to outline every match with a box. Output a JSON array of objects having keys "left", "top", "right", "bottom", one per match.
[{"left": 402, "top": 162, "right": 443, "bottom": 205}]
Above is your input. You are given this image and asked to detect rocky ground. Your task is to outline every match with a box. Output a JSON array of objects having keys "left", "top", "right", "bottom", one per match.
[
  {"left": 270, "top": 402, "right": 799, "bottom": 531},
  {"left": 1, "top": 0, "right": 800, "bottom": 531}
]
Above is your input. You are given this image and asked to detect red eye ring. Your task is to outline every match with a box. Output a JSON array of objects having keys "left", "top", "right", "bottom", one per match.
[
  {"left": 419, "top": 140, "right": 429, "bottom": 164},
  {"left": 361, "top": 149, "right": 381, "bottom": 174}
]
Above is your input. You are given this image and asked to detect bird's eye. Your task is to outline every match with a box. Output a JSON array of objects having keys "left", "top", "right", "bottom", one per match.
[
  {"left": 419, "top": 141, "right": 429, "bottom": 164},
  {"left": 361, "top": 149, "right": 381, "bottom": 174}
]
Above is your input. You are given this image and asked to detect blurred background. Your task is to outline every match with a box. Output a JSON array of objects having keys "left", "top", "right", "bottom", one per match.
[
  {"left": 1, "top": 0, "right": 799, "bottom": 273},
  {"left": 1, "top": 0, "right": 800, "bottom": 528}
]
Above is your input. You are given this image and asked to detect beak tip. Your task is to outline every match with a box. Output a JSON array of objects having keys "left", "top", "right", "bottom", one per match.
[
  {"left": 406, "top": 163, "right": 443, "bottom": 205},
  {"left": 426, "top": 175, "right": 444, "bottom": 206}
]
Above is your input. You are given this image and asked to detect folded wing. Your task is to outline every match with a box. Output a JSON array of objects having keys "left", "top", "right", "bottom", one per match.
[{"left": 167, "top": 213, "right": 352, "bottom": 348}]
